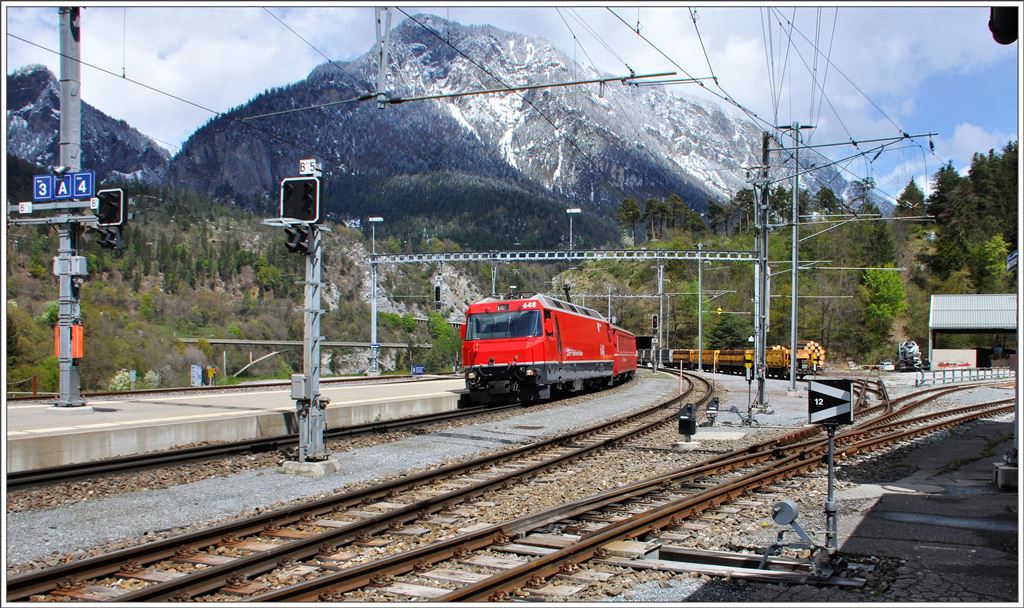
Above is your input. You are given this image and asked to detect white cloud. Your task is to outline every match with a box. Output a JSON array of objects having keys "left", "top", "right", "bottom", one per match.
[
  {"left": 4, "top": 2, "right": 1018, "bottom": 188},
  {"left": 941, "top": 122, "right": 1015, "bottom": 172}
]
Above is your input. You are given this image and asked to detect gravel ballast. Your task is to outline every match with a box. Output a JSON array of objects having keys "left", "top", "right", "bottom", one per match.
[{"left": 5, "top": 372, "right": 678, "bottom": 566}]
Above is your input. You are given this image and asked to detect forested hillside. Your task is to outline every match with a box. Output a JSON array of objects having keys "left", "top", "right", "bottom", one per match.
[
  {"left": 599, "top": 141, "right": 1018, "bottom": 363},
  {"left": 5, "top": 141, "right": 1017, "bottom": 393},
  {"left": 5, "top": 156, "right": 472, "bottom": 393}
]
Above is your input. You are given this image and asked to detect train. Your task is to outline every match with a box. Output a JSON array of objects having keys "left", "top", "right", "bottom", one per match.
[
  {"left": 460, "top": 294, "right": 637, "bottom": 404},
  {"left": 640, "top": 340, "right": 826, "bottom": 379}
]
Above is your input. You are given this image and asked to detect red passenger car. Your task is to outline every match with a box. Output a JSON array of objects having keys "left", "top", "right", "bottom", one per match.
[{"left": 460, "top": 294, "right": 637, "bottom": 404}]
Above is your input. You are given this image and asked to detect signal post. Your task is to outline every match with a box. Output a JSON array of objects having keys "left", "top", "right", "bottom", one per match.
[
  {"left": 271, "top": 159, "right": 339, "bottom": 474},
  {"left": 8, "top": 178, "right": 124, "bottom": 409}
]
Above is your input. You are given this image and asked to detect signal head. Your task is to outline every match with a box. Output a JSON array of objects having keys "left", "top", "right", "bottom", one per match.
[
  {"left": 280, "top": 176, "right": 320, "bottom": 224},
  {"left": 95, "top": 189, "right": 125, "bottom": 226}
]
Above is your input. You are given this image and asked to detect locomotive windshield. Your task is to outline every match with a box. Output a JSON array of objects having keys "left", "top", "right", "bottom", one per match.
[{"left": 465, "top": 310, "right": 542, "bottom": 340}]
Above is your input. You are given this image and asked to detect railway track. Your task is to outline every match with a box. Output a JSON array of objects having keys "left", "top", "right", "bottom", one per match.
[
  {"left": 7, "top": 370, "right": 712, "bottom": 601},
  {"left": 254, "top": 396, "right": 1011, "bottom": 602},
  {"left": 7, "top": 401, "right": 518, "bottom": 489}
]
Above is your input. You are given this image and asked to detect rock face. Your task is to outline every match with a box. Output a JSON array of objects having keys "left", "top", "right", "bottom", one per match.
[{"left": 6, "top": 65, "right": 171, "bottom": 183}]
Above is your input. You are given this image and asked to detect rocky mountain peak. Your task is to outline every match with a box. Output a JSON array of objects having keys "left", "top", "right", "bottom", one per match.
[{"left": 6, "top": 65, "right": 171, "bottom": 183}]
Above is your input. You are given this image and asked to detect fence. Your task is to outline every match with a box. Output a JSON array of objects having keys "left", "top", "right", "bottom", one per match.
[{"left": 915, "top": 367, "right": 1016, "bottom": 386}]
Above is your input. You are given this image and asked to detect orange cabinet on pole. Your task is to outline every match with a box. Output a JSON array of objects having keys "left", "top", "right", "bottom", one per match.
[{"left": 54, "top": 324, "right": 84, "bottom": 359}]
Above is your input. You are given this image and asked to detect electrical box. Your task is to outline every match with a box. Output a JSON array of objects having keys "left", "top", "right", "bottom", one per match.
[
  {"left": 52, "top": 256, "right": 89, "bottom": 277},
  {"left": 70, "top": 256, "right": 88, "bottom": 276},
  {"left": 678, "top": 403, "right": 697, "bottom": 437},
  {"left": 705, "top": 397, "right": 719, "bottom": 424},
  {"left": 290, "top": 374, "right": 307, "bottom": 400}
]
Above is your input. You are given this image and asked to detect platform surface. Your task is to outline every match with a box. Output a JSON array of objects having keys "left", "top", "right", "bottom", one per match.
[{"left": 6, "top": 377, "right": 465, "bottom": 471}]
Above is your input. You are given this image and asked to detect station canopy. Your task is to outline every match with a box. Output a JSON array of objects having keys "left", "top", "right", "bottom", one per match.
[{"left": 929, "top": 294, "right": 1017, "bottom": 333}]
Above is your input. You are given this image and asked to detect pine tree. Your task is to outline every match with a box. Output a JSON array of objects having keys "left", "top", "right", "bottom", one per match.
[{"left": 615, "top": 197, "right": 642, "bottom": 244}]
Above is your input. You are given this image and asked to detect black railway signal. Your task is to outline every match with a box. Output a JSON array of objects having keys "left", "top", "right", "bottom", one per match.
[
  {"left": 280, "top": 176, "right": 320, "bottom": 224},
  {"left": 284, "top": 225, "right": 310, "bottom": 255},
  {"left": 434, "top": 284, "right": 442, "bottom": 308},
  {"left": 652, "top": 313, "right": 659, "bottom": 332},
  {"left": 95, "top": 188, "right": 125, "bottom": 226},
  {"left": 96, "top": 226, "right": 123, "bottom": 250}
]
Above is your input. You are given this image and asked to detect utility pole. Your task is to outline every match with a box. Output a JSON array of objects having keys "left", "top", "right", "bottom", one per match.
[
  {"left": 754, "top": 133, "right": 771, "bottom": 414},
  {"left": 697, "top": 242, "right": 704, "bottom": 372},
  {"left": 789, "top": 122, "right": 801, "bottom": 393},
  {"left": 368, "top": 216, "right": 383, "bottom": 376},
  {"left": 781, "top": 122, "right": 814, "bottom": 393},
  {"left": 657, "top": 264, "right": 665, "bottom": 367},
  {"left": 56, "top": 6, "right": 84, "bottom": 408}
]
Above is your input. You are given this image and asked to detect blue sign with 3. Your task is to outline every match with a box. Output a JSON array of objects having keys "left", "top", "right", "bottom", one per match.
[{"left": 33, "top": 175, "right": 54, "bottom": 201}]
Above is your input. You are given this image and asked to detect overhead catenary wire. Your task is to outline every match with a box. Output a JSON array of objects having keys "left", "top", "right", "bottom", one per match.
[
  {"left": 556, "top": 8, "right": 708, "bottom": 192},
  {"left": 688, "top": 8, "right": 717, "bottom": 86},
  {"left": 760, "top": 7, "right": 936, "bottom": 203},
  {"left": 260, "top": 6, "right": 431, "bottom": 178},
  {"left": 262, "top": 7, "right": 374, "bottom": 98},
  {"left": 768, "top": 7, "right": 942, "bottom": 165},
  {"left": 395, "top": 8, "right": 647, "bottom": 206},
  {"left": 6, "top": 32, "right": 338, "bottom": 167}
]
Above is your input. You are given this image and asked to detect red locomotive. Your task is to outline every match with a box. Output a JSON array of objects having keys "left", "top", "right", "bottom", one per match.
[{"left": 460, "top": 294, "right": 637, "bottom": 404}]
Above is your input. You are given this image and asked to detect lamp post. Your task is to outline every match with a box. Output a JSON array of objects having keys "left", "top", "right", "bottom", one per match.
[
  {"left": 566, "top": 208, "right": 581, "bottom": 251},
  {"left": 368, "top": 216, "right": 383, "bottom": 376}
]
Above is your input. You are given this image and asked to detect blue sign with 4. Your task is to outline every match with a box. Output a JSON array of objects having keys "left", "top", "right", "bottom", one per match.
[{"left": 73, "top": 171, "right": 95, "bottom": 198}]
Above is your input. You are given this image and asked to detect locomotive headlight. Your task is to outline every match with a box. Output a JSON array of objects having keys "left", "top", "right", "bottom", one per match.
[
  {"left": 467, "top": 371, "right": 477, "bottom": 380},
  {"left": 525, "top": 368, "right": 537, "bottom": 377}
]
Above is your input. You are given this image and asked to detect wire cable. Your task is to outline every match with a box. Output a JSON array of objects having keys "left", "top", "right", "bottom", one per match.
[
  {"left": 689, "top": 8, "right": 717, "bottom": 85},
  {"left": 7, "top": 31, "right": 337, "bottom": 165},
  {"left": 395, "top": 8, "right": 638, "bottom": 204},
  {"left": 262, "top": 7, "right": 373, "bottom": 98}
]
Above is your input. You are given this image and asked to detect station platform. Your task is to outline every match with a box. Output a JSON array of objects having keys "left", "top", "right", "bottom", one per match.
[{"left": 5, "top": 377, "right": 465, "bottom": 473}]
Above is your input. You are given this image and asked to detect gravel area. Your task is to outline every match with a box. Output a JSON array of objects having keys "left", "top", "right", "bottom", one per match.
[
  {"left": 5, "top": 372, "right": 678, "bottom": 568},
  {"left": 6, "top": 370, "right": 1016, "bottom": 604}
]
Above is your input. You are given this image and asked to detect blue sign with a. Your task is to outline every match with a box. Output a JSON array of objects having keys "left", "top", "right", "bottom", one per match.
[
  {"left": 411, "top": 365, "right": 425, "bottom": 376},
  {"left": 53, "top": 175, "right": 73, "bottom": 199},
  {"left": 73, "top": 171, "right": 94, "bottom": 198},
  {"left": 33, "top": 175, "right": 54, "bottom": 201},
  {"left": 33, "top": 171, "right": 96, "bottom": 201}
]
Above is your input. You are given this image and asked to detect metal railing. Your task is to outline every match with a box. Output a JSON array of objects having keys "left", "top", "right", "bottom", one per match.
[{"left": 915, "top": 367, "right": 1016, "bottom": 386}]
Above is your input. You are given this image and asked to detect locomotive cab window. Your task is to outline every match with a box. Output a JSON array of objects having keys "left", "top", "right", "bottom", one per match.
[{"left": 466, "top": 310, "right": 542, "bottom": 340}]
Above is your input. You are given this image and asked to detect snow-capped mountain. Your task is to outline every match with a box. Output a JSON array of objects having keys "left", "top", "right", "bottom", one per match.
[
  {"left": 168, "top": 15, "right": 845, "bottom": 221},
  {"left": 7, "top": 15, "right": 850, "bottom": 244},
  {"left": 6, "top": 65, "right": 171, "bottom": 184}
]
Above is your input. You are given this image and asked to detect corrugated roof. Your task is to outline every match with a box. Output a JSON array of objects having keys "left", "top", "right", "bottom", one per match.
[{"left": 929, "top": 294, "right": 1018, "bottom": 330}]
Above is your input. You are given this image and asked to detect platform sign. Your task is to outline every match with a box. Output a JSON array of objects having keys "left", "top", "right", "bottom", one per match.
[
  {"left": 73, "top": 171, "right": 95, "bottom": 198},
  {"left": 411, "top": 364, "right": 425, "bottom": 376},
  {"left": 33, "top": 175, "right": 54, "bottom": 201},
  {"left": 53, "top": 175, "right": 73, "bottom": 199},
  {"left": 808, "top": 379, "right": 853, "bottom": 425},
  {"left": 190, "top": 364, "right": 203, "bottom": 387}
]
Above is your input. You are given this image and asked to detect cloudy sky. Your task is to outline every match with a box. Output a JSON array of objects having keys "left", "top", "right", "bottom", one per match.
[{"left": 4, "top": 2, "right": 1019, "bottom": 202}]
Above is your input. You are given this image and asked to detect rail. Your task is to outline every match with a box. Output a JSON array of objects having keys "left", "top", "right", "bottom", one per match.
[{"left": 915, "top": 367, "right": 1016, "bottom": 386}]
